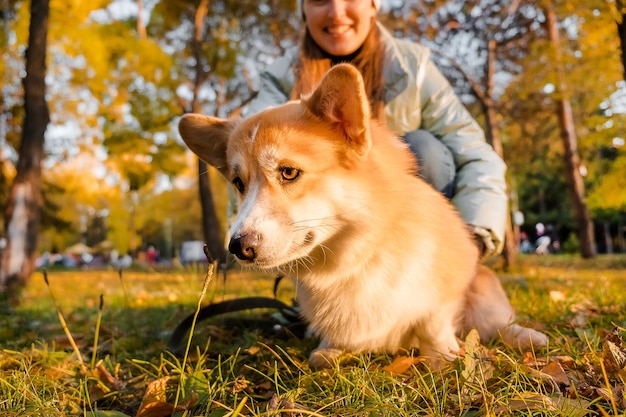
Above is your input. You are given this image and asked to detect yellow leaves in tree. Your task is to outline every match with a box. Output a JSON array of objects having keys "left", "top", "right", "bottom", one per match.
[{"left": 588, "top": 154, "right": 626, "bottom": 212}]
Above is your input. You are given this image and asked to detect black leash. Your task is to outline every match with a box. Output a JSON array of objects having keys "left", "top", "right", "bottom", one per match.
[{"left": 167, "top": 276, "right": 305, "bottom": 354}]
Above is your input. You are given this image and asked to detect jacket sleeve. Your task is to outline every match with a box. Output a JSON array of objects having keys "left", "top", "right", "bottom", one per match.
[
  {"left": 418, "top": 60, "right": 508, "bottom": 256},
  {"left": 242, "top": 54, "right": 295, "bottom": 117}
]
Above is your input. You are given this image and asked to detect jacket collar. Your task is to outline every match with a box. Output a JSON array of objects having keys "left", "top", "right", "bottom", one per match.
[{"left": 377, "top": 22, "right": 409, "bottom": 104}]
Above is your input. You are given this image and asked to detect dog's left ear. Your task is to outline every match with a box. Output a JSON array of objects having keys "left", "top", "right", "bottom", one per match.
[
  {"left": 303, "top": 64, "right": 372, "bottom": 158},
  {"left": 178, "top": 113, "right": 238, "bottom": 178}
]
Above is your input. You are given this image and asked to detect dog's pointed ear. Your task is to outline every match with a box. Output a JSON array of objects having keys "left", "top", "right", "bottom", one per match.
[
  {"left": 303, "top": 63, "right": 372, "bottom": 158},
  {"left": 178, "top": 113, "right": 236, "bottom": 178}
]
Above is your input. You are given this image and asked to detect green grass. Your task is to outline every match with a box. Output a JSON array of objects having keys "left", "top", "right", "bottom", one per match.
[{"left": 1, "top": 256, "right": 625, "bottom": 416}]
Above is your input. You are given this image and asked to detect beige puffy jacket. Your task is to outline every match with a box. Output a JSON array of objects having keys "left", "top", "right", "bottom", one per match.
[{"left": 243, "top": 22, "right": 508, "bottom": 257}]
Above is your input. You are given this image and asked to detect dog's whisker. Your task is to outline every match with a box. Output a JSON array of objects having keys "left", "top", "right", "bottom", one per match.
[
  {"left": 291, "top": 222, "right": 342, "bottom": 237},
  {"left": 317, "top": 244, "right": 330, "bottom": 266},
  {"left": 291, "top": 250, "right": 314, "bottom": 273}
]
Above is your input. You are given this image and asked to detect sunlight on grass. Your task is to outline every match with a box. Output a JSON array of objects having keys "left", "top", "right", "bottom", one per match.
[{"left": 0, "top": 257, "right": 625, "bottom": 416}]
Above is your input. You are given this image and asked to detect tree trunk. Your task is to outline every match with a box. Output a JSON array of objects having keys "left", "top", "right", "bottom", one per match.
[
  {"left": 483, "top": 39, "right": 516, "bottom": 268},
  {"left": 618, "top": 221, "right": 625, "bottom": 253},
  {"left": 603, "top": 222, "right": 613, "bottom": 254},
  {"left": 545, "top": 1, "right": 595, "bottom": 258},
  {"left": 617, "top": 0, "right": 626, "bottom": 80},
  {"left": 189, "top": 0, "right": 226, "bottom": 264},
  {"left": 197, "top": 159, "right": 226, "bottom": 263},
  {"left": 137, "top": 0, "right": 147, "bottom": 40},
  {"left": 0, "top": 0, "right": 50, "bottom": 296}
]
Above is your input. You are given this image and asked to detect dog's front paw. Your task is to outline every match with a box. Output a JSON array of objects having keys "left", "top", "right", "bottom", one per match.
[
  {"left": 501, "top": 324, "right": 549, "bottom": 350},
  {"left": 420, "top": 348, "right": 462, "bottom": 370},
  {"left": 309, "top": 347, "right": 344, "bottom": 368}
]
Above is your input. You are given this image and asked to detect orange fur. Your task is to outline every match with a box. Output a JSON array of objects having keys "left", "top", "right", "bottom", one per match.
[{"left": 178, "top": 64, "right": 548, "bottom": 368}]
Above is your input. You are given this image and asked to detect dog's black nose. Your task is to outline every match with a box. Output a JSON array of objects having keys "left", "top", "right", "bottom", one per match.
[{"left": 228, "top": 235, "right": 257, "bottom": 261}]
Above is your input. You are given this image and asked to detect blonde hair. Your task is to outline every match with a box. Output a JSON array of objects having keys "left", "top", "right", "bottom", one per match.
[{"left": 290, "top": 19, "right": 387, "bottom": 121}]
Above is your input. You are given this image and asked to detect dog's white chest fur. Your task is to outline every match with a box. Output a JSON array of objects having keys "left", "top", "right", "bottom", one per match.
[{"left": 293, "top": 225, "right": 474, "bottom": 353}]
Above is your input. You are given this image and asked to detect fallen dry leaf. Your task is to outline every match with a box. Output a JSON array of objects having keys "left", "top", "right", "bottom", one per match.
[
  {"left": 96, "top": 363, "right": 124, "bottom": 391},
  {"left": 382, "top": 355, "right": 424, "bottom": 375},
  {"left": 267, "top": 393, "right": 310, "bottom": 417},
  {"left": 523, "top": 354, "right": 575, "bottom": 369},
  {"left": 603, "top": 328, "right": 626, "bottom": 379},
  {"left": 569, "top": 299, "right": 600, "bottom": 328},
  {"left": 135, "top": 402, "right": 176, "bottom": 417},
  {"left": 135, "top": 392, "right": 197, "bottom": 417},
  {"left": 493, "top": 391, "right": 593, "bottom": 416},
  {"left": 521, "top": 365, "right": 561, "bottom": 392},
  {"left": 52, "top": 333, "right": 86, "bottom": 349},
  {"left": 462, "top": 329, "right": 494, "bottom": 384},
  {"left": 550, "top": 290, "right": 566, "bottom": 302},
  {"left": 136, "top": 377, "right": 170, "bottom": 415},
  {"left": 541, "top": 361, "right": 570, "bottom": 387}
]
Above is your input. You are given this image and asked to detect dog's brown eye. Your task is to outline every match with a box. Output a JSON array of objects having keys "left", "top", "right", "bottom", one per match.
[
  {"left": 232, "top": 177, "right": 245, "bottom": 193},
  {"left": 281, "top": 167, "right": 300, "bottom": 181}
]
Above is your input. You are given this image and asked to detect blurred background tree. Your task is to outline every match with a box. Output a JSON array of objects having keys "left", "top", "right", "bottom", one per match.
[
  {"left": 1, "top": 0, "right": 624, "bottom": 300},
  {"left": 0, "top": 0, "right": 50, "bottom": 297}
]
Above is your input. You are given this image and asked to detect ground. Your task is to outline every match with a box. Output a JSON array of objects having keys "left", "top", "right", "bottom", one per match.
[{"left": 0, "top": 254, "right": 625, "bottom": 416}]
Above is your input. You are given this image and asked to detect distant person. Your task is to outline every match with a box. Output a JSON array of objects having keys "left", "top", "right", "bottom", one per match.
[
  {"left": 119, "top": 253, "right": 133, "bottom": 268},
  {"left": 110, "top": 249, "right": 119, "bottom": 266},
  {"left": 147, "top": 245, "right": 158, "bottom": 264},
  {"left": 546, "top": 224, "right": 560, "bottom": 253},
  {"left": 534, "top": 223, "right": 551, "bottom": 255},
  {"left": 520, "top": 231, "right": 533, "bottom": 254}
]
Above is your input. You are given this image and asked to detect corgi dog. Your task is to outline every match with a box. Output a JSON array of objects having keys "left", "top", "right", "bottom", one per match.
[{"left": 178, "top": 64, "right": 548, "bottom": 367}]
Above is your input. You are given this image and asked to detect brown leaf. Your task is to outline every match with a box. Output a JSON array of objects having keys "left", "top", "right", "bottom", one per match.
[
  {"left": 493, "top": 392, "right": 592, "bottom": 416},
  {"left": 602, "top": 328, "right": 626, "bottom": 378},
  {"left": 462, "top": 329, "right": 482, "bottom": 381},
  {"left": 522, "top": 351, "right": 546, "bottom": 367},
  {"left": 253, "top": 381, "right": 275, "bottom": 399},
  {"left": 96, "top": 364, "right": 123, "bottom": 391},
  {"left": 569, "top": 300, "right": 600, "bottom": 328},
  {"left": 553, "top": 355, "right": 576, "bottom": 369},
  {"left": 231, "top": 376, "right": 250, "bottom": 394},
  {"left": 523, "top": 354, "right": 575, "bottom": 369},
  {"left": 135, "top": 377, "right": 198, "bottom": 417},
  {"left": 52, "top": 333, "right": 86, "bottom": 349},
  {"left": 87, "top": 382, "right": 108, "bottom": 403},
  {"left": 541, "top": 361, "right": 570, "bottom": 387},
  {"left": 520, "top": 365, "right": 560, "bottom": 392},
  {"left": 382, "top": 355, "right": 423, "bottom": 375},
  {"left": 495, "top": 392, "right": 559, "bottom": 413},
  {"left": 267, "top": 393, "right": 311, "bottom": 417},
  {"left": 137, "top": 377, "right": 170, "bottom": 414},
  {"left": 246, "top": 345, "right": 260, "bottom": 355},
  {"left": 268, "top": 393, "right": 280, "bottom": 411},
  {"left": 135, "top": 401, "right": 175, "bottom": 417},
  {"left": 461, "top": 329, "right": 494, "bottom": 387}
]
